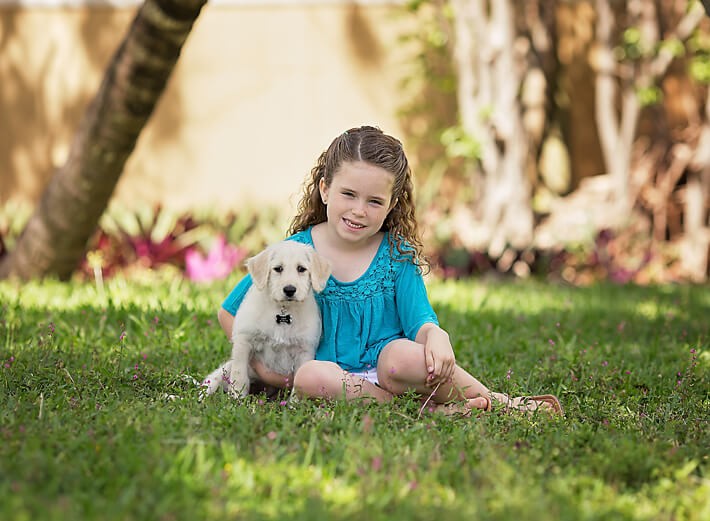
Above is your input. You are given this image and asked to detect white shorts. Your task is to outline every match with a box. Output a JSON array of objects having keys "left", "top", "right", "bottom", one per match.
[{"left": 349, "top": 367, "right": 379, "bottom": 386}]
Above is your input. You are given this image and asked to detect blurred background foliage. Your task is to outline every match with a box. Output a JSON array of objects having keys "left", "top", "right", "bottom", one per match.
[
  {"left": 0, "top": 0, "right": 708, "bottom": 285},
  {"left": 398, "top": 0, "right": 710, "bottom": 284}
]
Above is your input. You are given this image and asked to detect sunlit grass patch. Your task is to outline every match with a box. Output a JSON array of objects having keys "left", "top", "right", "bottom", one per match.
[{"left": 1, "top": 276, "right": 708, "bottom": 520}]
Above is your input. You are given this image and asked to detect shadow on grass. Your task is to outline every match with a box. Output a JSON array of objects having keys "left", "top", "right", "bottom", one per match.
[{"left": 1, "top": 279, "right": 708, "bottom": 520}]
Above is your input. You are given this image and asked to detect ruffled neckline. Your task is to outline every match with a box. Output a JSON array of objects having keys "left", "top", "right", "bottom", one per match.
[{"left": 307, "top": 227, "right": 390, "bottom": 286}]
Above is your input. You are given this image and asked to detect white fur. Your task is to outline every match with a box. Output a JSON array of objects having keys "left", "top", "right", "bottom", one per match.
[{"left": 202, "top": 241, "right": 331, "bottom": 399}]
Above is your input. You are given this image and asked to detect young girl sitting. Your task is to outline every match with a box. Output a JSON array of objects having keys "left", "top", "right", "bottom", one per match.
[{"left": 218, "top": 126, "right": 563, "bottom": 416}]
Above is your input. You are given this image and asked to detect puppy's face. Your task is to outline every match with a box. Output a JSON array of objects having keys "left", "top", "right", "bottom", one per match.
[{"left": 247, "top": 242, "right": 331, "bottom": 302}]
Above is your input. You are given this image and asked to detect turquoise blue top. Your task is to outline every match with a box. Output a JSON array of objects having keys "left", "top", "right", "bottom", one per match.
[{"left": 221, "top": 227, "right": 439, "bottom": 372}]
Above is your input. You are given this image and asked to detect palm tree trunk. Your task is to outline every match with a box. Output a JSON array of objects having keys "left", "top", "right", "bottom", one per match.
[{"left": 0, "top": 0, "right": 207, "bottom": 280}]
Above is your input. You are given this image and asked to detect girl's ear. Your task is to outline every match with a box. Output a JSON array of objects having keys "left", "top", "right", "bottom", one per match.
[
  {"left": 246, "top": 249, "right": 270, "bottom": 290},
  {"left": 319, "top": 177, "right": 329, "bottom": 205},
  {"left": 309, "top": 250, "right": 332, "bottom": 293}
]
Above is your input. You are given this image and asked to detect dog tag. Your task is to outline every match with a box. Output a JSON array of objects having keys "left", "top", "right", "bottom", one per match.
[{"left": 276, "top": 313, "right": 292, "bottom": 324}]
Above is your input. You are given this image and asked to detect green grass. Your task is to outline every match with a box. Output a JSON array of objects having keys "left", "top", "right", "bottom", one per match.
[{"left": 1, "top": 272, "right": 708, "bottom": 520}]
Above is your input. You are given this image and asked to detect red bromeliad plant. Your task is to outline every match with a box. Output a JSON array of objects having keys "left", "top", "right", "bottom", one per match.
[
  {"left": 77, "top": 205, "right": 277, "bottom": 281},
  {"left": 78, "top": 205, "right": 202, "bottom": 278}
]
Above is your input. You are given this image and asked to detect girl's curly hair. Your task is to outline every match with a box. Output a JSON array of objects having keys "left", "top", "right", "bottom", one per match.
[{"left": 288, "top": 125, "right": 429, "bottom": 272}]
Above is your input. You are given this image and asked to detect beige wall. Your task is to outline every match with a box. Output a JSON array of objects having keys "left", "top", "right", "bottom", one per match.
[{"left": 0, "top": 3, "right": 416, "bottom": 216}]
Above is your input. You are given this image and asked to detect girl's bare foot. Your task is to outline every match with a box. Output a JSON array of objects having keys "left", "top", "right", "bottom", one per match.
[{"left": 427, "top": 396, "right": 491, "bottom": 417}]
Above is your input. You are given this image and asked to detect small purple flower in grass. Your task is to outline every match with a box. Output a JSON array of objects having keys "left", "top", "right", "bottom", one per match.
[
  {"left": 371, "top": 456, "right": 382, "bottom": 472},
  {"left": 279, "top": 400, "right": 288, "bottom": 406}
]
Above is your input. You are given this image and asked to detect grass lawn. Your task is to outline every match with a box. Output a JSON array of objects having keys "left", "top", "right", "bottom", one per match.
[{"left": 1, "top": 272, "right": 708, "bottom": 520}]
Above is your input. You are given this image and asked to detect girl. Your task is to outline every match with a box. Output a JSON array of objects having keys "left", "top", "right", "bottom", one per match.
[{"left": 218, "top": 126, "right": 562, "bottom": 416}]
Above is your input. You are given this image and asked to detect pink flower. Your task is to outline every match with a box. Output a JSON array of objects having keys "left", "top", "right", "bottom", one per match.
[
  {"left": 185, "top": 235, "right": 247, "bottom": 282},
  {"left": 371, "top": 456, "right": 382, "bottom": 472}
]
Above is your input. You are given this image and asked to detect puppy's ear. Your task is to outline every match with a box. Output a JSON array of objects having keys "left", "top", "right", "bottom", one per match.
[
  {"left": 309, "top": 250, "right": 332, "bottom": 293},
  {"left": 246, "top": 248, "right": 270, "bottom": 290}
]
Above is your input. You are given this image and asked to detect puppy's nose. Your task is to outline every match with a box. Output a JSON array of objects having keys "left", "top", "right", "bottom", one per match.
[{"left": 283, "top": 285, "right": 297, "bottom": 298}]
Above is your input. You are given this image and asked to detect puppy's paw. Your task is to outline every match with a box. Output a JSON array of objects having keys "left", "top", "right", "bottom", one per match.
[
  {"left": 227, "top": 380, "right": 249, "bottom": 399},
  {"left": 201, "top": 374, "right": 224, "bottom": 396}
]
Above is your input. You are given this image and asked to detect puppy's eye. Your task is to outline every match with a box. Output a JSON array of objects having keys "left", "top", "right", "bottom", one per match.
[
  {"left": 297, "top": 265, "right": 307, "bottom": 273},
  {"left": 273, "top": 266, "right": 283, "bottom": 273}
]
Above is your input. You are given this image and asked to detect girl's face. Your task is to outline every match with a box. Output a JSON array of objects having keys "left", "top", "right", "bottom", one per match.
[{"left": 319, "top": 161, "right": 396, "bottom": 246}]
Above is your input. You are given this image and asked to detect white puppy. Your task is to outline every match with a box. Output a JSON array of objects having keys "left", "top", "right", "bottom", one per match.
[{"left": 203, "top": 240, "right": 331, "bottom": 399}]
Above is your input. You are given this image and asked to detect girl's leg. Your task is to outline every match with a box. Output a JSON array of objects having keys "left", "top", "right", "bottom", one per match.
[
  {"left": 377, "top": 339, "right": 557, "bottom": 413},
  {"left": 293, "top": 360, "right": 393, "bottom": 403},
  {"left": 377, "top": 339, "right": 490, "bottom": 413}
]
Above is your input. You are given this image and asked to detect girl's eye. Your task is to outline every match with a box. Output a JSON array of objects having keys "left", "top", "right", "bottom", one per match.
[
  {"left": 369, "top": 200, "right": 383, "bottom": 206},
  {"left": 297, "top": 265, "right": 307, "bottom": 273},
  {"left": 342, "top": 191, "right": 354, "bottom": 198},
  {"left": 273, "top": 266, "right": 283, "bottom": 273}
]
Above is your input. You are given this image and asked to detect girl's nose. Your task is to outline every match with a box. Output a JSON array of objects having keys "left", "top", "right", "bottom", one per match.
[{"left": 351, "top": 200, "right": 366, "bottom": 216}]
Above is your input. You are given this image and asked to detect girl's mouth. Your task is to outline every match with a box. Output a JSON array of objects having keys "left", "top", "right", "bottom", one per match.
[{"left": 343, "top": 218, "right": 365, "bottom": 230}]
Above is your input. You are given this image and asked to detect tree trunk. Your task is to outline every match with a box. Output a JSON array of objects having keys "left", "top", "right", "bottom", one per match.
[
  {"left": 593, "top": 0, "right": 638, "bottom": 205},
  {"left": 451, "top": 0, "right": 535, "bottom": 257},
  {"left": 593, "top": 0, "right": 704, "bottom": 219},
  {"left": 684, "top": 89, "right": 710, "bottom": 282},
  {"left": 0, "top": 0, "right": 207, "bottom": 280}
]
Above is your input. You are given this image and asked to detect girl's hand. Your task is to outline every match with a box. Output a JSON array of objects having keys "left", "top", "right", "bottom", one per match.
[{"left": 420, "top": 325, "right": 456, "bottom": 387}]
